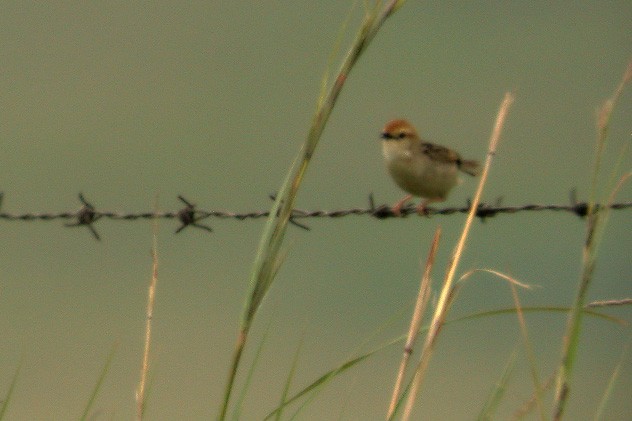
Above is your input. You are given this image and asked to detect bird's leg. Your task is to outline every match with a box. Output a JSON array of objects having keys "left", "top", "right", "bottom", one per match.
[
  {"left": 416, "top": 198, "right": 444, "bottom": 216},
  {"left": 391, "top": 194, "right": 413, "bottom": 217}
]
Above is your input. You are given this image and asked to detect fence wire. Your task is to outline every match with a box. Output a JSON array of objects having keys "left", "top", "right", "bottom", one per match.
[{"left": 0, "top": 192, "right": 630, "bottom": 240}]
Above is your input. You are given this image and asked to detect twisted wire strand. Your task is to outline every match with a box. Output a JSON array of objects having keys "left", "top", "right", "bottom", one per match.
[{"left": 0, "top": 192, "right": 630, "bottom": 239}]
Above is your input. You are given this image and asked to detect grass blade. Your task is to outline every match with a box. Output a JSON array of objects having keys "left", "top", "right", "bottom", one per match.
[
  {"left": 136, "top": 201, "right": 160, "bottom": 420},
  {"left": 263, "top": 338, "right": 400, "bottom": 421},
  {"left": 217, "top": 2, "right": 407, "bottom": 419},
  {"left": 399, "top": 92, "right": 515, "bottom": 421},
  {"left": 477, "top": 348, "right": 517, "bottom": 421},
  {"left": 387, "top": 228, "right": 440, "bottom": 419},
  {"left": 261, "top": 297, "right": 628, "bottom": 421},
  {"left": 553, "top": 60, "right": 632, "bottom": 420},
  {"left": 80, "top": 342, "right": 119, "bottom": 421},
  {"left": 593, "top": 342, "right": 630, "bottom": 420},
  {"left": 274, "top": 334, "right": 304, "bottom": 421},
  {"left": 0, "top": 358, "right": 22, "bottom": 420},
  {"left": 230, "top": 320, "right": 273, "bottom": 421}
]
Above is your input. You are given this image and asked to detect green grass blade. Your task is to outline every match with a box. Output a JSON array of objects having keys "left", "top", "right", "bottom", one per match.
[
  {"left": 477, "top": 348, "right": 517, "bottom": 421},
  {"left": 449, "top": 306, "right": 628, "bottom": 327},
  {"left": 263, "top": 342, "right": 395, "bottom": 421},
  {"left": 230, "top": 320, "right": 273, "bottom": 421},
  {"left": 274, "top": 334, "right": 305, "bottom": 421},
  {"left": 80, "top": 342, "right": 119, "bottom": 421},
  {"left": 0, "top": 358, "right": 22, "bottom": 420},
  {"left": 264, "top": 354, "right": 368, "bottom": 420},
  {"left": 593, "top": 342, "right": 630, "bottom": 421},
  {"left": 217, "top": 3, "right": 407, "bottom": 419},
  {"left": 553, "top": 60, "right": 632, "bottom": 421},
  {"left": 259, "top": 298, "right": 628, "bottom": 421}
]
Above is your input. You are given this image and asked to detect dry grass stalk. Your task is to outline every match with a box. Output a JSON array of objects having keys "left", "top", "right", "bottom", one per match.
[
  {"left": 136, "top": 215, "right": 160, "bottom": 420},
  {"left": 400, "top": 92, "right": 515, "bottom": 421},
  {"left": 387, "top": 228, "right": 441, "bottom": 419}
]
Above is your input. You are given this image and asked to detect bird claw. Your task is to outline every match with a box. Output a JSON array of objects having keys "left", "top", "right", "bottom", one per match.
[
  {"left": 391, "top": 194, "right": 412, "bottom": 217},
  {"left": 415, "top": 202, "right": 431, "bottom": 217}
]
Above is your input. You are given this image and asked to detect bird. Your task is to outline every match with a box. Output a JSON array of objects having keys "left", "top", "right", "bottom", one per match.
[{"left": 379, "top": 119, "right": 480, "bottom": 216}]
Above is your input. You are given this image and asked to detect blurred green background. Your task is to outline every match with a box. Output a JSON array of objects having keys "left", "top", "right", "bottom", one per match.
[{"left": 1, "top": 2, "right": 631, "bottom": 420}]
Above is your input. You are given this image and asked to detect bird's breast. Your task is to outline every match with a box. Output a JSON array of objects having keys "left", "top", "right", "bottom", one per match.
[{"left": 382, "top": 143, "right": 458, "bottom": 199}]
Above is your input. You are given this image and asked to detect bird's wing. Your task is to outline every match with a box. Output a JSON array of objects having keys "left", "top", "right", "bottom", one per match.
[{"left": 418, "top": 142, "right": 461, "bottom": 165}]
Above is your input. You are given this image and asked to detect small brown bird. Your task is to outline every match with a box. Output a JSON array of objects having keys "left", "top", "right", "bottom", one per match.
[{"left": 380, "top": 119, "right": 480, "bottom": 216}]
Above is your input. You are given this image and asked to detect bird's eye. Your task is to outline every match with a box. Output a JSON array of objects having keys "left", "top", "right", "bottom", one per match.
[{"left": 397, "top": 132, "right": 407, "bottom": 139}]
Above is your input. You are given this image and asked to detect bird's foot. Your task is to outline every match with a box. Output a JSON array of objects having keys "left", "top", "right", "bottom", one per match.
[{"left": 391, "top": 194, "right": 413, "bottom": 217}]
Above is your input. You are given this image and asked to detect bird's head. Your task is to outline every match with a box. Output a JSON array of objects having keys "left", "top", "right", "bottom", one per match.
[{"left": 380, "top": 119, "right": 420, "bottom": 144}]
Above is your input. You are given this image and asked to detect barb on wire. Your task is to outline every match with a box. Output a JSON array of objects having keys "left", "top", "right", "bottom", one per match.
[
  {"left": 0, "top": 191, "right": 630, "bottom": 239},
  {"left": 368, "top": 193, "right": 392, "bottom": 219},
  {"left": 176, "top": 195, "right": 213, "bottom": 234},
  {"left": 268, "top": 194, "right": 311, "bottom": 231},
  {"left": 569, "top": 188, "right": 589, "bottom": 217},
  {"left": 65, "top": 193, "right": 102, "bottom": 240}
]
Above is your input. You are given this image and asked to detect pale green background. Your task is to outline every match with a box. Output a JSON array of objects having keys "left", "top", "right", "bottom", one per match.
[{"left": 1, "top": 2, "right": 631, "bottom": 420}]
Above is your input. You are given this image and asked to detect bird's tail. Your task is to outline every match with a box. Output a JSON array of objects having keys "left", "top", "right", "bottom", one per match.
[{"left": 459, "top": 159, "right": 481, "bottom": 176}]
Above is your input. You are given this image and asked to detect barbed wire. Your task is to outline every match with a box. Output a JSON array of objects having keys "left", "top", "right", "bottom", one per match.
[{"left": 0, "top": 192, "right": 630, "bottom": 240}]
